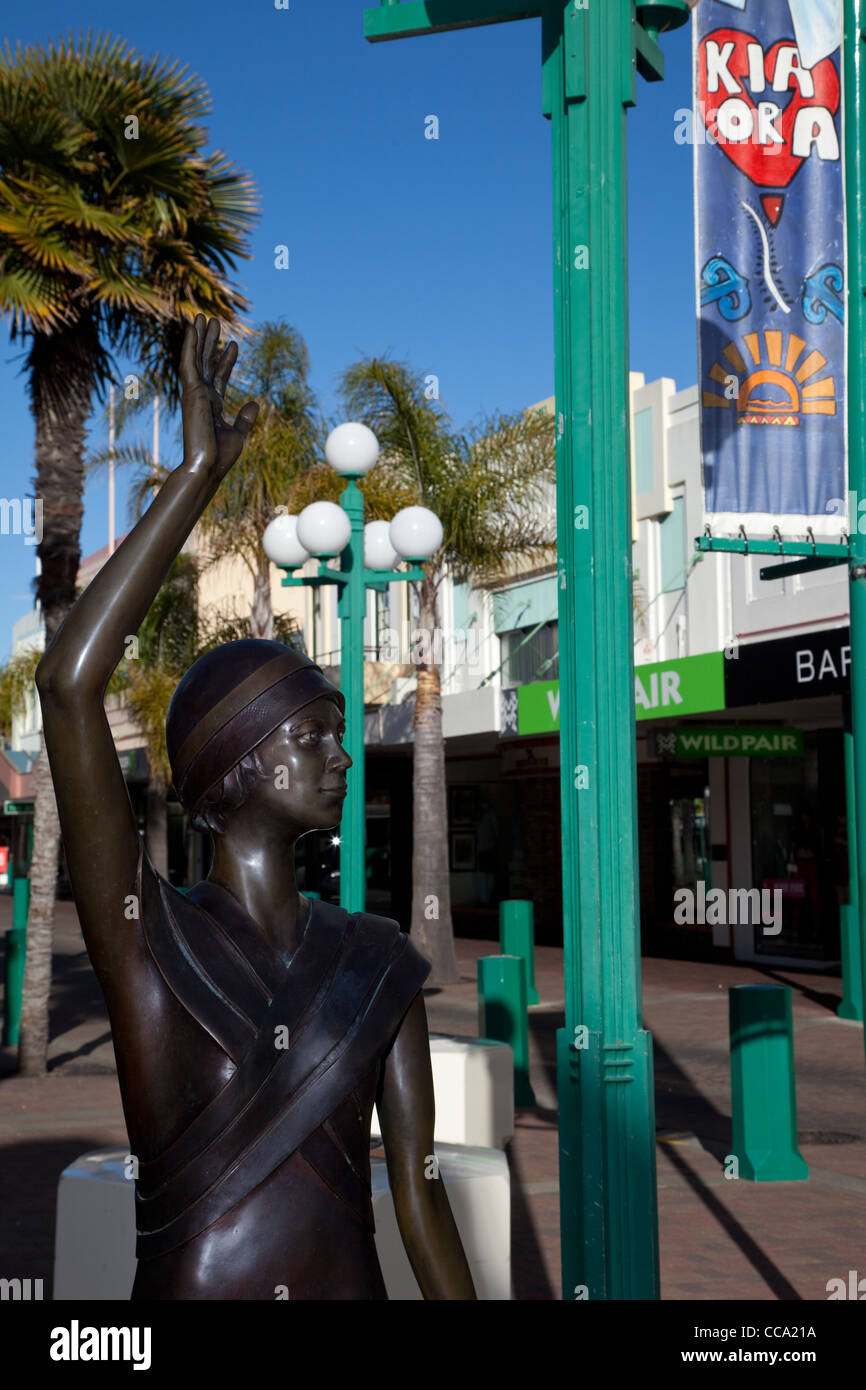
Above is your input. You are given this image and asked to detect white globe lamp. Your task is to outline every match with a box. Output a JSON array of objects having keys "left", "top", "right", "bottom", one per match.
[
  {"left": 364, "top": 520, "right": 400, "bottom": 572},
  {"left": 297, "top": 501, "right": 352, "bottom": 558},
  {"left": 325, "top": 422, "right": 380, "bottom": 477},
  {"left": 389, "top": 506, "right": 443, "bottom": 562},
  {"left": 262, "top": 514, "right": 310, "bottom": 570}
]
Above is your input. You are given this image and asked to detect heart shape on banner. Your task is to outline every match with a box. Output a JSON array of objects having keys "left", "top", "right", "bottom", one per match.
[{"left": 697, "top": 28, "right": 840, "bottom": 191}]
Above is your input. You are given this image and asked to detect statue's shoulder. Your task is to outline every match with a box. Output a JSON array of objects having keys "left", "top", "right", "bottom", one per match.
[{"left": 307, "top": 897, "right": 431, "bottom": 988}]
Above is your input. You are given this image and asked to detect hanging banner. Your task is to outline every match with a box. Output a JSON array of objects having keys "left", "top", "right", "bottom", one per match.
[{"left": 693, "top": 0, "right": 846, "bottom": 536}]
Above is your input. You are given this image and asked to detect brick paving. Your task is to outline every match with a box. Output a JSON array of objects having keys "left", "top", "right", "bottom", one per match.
[{"left": 2, "top": 897, "right": 865, "bottom": 1301}]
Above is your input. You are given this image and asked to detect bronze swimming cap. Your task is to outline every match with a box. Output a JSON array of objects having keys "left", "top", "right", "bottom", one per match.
[{"left": 166, "top": 639, "right": 345, "bottom": 813}]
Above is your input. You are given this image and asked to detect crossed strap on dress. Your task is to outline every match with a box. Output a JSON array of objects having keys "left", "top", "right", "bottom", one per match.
[{"left": 132, "top": 848, "right": 429, "bottom": 1261}]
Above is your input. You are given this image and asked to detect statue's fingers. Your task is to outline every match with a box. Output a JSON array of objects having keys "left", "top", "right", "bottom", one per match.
[
  {"left": 180, "top": 320, "right": 198, "bottom": 387},
  {"left": 233, "top": 399, "right": 259, "bottom": 437},
  {"left": 201, "top": 317, "right": 221, "bottom": 382},
  {"left": 193, "top": 313, "right": 207, "bottom": 377},
  {"left": 213, "top": 340, "right": 238, "bottom": 398}
]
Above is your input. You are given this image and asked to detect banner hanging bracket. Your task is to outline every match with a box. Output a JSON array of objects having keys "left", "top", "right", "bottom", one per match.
[{"left": 695, "top": 534, "right": 850, "bottom": 584}]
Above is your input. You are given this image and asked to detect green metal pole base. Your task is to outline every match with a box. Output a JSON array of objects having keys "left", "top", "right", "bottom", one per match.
[
  {"left": 499, "top": 900, "right": 540, "bottom": 1004},
  {"left": 478, "top": 954, "right": 536, "bottom": 1107},
  {"left": 729, "top": 985, "right": 809, "bottom": 1183},
  {"left": 3, "top": 878, "right": 30, "bottom": 1047},
  {"left": 557, "top": 1024, "right": 660, "bottom": 1300},
  {"left": 838, "top": 904, "right": 864, "bottom": 1020}
]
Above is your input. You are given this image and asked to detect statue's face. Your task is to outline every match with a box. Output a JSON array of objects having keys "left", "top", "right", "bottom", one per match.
[{"left": 245, "top": 694, "right": 351, "bottom": 832}]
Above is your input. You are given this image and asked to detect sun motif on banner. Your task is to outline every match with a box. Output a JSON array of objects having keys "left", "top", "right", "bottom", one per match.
[{"left": 701, "top": 330, "right": 837, "bottom": 426}]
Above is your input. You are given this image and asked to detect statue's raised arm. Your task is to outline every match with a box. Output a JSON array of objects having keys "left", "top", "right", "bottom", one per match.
[{"left": 35, "top": 316, "right": 258, "bottom": 985}]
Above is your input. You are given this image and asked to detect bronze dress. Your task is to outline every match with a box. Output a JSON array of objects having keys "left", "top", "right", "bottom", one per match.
[{"left": 125, "top": 845, "right": 430, "bottom": 1300}]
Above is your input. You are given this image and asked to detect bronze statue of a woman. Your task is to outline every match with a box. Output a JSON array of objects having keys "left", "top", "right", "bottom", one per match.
[{"left": 36, "top": 316, "right": 476, "bottom": 1300}]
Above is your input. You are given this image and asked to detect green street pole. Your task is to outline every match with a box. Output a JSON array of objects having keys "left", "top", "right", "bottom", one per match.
[
  {"left": 844, "top": 0, "right": 866, "bottom": 1050},
  {"left": 338, "top": 479, "right": 367, "bottom": 914},
  {"left": 364, "top": 0, "right": 687, "bottom": 1299}
]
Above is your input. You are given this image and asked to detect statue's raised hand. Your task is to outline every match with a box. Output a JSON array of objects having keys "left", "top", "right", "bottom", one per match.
[{"left": 180, "top": 314, "right": 259, "bottom": 477}]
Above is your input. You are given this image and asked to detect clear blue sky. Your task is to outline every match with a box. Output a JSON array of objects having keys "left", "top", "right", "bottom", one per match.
[{"left": 0, "top": 0, "right": 697, "bottom": 659}]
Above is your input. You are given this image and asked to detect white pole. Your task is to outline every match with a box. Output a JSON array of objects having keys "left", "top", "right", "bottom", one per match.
[{"left": 108, "top": 383, "right": 115, "bottom": 556}]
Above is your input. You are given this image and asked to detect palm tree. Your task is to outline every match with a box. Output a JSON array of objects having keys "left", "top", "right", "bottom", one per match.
[
  {"left": 0, "top": 30, "right": 258, "bottom": 1075},
  {"left": 0, "top": 647, "right": 42, "bottom": 742},
  {"left": 199, "top": 321, "right": 325, "bottom": 638},
  {"left": 340, "top": 359, "right": 556, "bottom": 983},
  {"left": 91, "top": 320, "right": 321, "bottom": 642}
]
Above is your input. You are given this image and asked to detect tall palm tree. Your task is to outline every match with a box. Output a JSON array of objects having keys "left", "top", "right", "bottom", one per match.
[
  {"left": 0, "top": 30, "right": 258, "bottom": 1074},
  {"left": 340, "top": 359, "right": 556, "bottom": 983}
]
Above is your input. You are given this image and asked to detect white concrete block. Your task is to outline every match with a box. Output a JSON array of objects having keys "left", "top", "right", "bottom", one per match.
[
  {"left": 53, "top": 1143, "right": 510, "bottom": 1302},
  {"left": 371, "top": 1034, "right": 514, "bottom": 1149},
  {"left": 53, "top": 1152, "right": 136, "bottom": 1301},
  {"left": 371, "top": 1143, "right": 510, "bottom": 1300}
]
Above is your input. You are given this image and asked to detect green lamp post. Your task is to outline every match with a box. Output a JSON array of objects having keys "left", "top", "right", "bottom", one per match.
[
  {"left": 363, "top": 0, "right": 690, "bottom": 1299},
  {"left": 263, "top": 421, "right": 443, "bottom": 914}
]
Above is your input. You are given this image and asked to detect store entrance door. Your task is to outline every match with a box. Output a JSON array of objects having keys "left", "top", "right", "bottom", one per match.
[{"left": 640, "top": 759, "right": 711, "bottom": 959}]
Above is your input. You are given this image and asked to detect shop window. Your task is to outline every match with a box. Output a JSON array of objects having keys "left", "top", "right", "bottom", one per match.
[
  {"left": 750, "top": 731, "right": 844, "bottom": 961},
  {"left": 500, "top": 620, "right": 559, "bottom": 686},
  {"left": 633, "top": 408, "right": 654, "bottom": 495},
  {"left": 660, "top": 496, "right": 686, "bottom": 592}
]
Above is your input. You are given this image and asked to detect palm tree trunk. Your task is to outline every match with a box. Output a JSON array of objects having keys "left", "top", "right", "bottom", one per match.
[
  {"left": 251, "top": 562, "right": 274, "bottom": 639},
  {"left": 411, "top": 577, "right": 459, "bottom": 984},
  {"left": 19, "top": 332, "right": 92, "bottom": 1076},
  {"left": 146, "top": 782, "right": 168, "bottom": 878},
  {"left": 18, "top": 738, "right": 60, "bottom": 1073}
]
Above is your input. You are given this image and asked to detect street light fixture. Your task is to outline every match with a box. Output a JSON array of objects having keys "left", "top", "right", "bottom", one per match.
[
  {"left": 263, "top": 422, "right": 442, "bottom": 913},
  {"left": 363, "top": 519, "right": 400, "bottom": 571},
  {"left": 262, "top": 513, "right": 310, "bottom": 570},
  {"left": 325, "top": 420, "right": 380, "bottom": 476},
  {"left": 389, "top": 505, "right": 444, "bottom": 564},
  {"left": 296, "top": 501, "right": 352, "bottom": 558}
]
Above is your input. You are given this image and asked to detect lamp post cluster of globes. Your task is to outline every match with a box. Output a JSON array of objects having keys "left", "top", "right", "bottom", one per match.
[
  {"left": 261, "top": 421, "right": 443, "bottom": 575},
  {"left": 260, "top": 422, "right": 443, "bottom": 913}
]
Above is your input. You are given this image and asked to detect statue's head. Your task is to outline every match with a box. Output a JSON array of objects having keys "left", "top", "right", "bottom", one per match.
[{"left": 166, "top": 639, "right": 349, "bottom": 836}]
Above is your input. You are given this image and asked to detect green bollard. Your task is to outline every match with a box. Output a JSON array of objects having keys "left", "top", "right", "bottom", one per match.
[
  {"left": 729, "top": 985, "right": 808, "bottom": 1183},
  {"left": 499, "top": 900, "right": 540, "bottom": 1005},
  {"left": 478, "top": 953, "right": 536, "bottom": 1108},
  {"left": 3, "top": 878, "right": 30, "bottom": 1047}
]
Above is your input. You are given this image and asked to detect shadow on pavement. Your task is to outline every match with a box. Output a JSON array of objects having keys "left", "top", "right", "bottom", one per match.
[{"left": 658, "top": 1138, "right": 802, "bottom": 1300}]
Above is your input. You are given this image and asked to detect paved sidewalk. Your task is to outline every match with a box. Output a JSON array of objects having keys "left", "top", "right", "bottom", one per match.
[{"left": 1, "top": 898, "right": 865, "bottom": 1300}]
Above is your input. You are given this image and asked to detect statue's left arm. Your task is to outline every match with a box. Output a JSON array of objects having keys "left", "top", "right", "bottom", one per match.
[{"left": 377, "top": 993, "right": 477, "bottom": 1299}]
